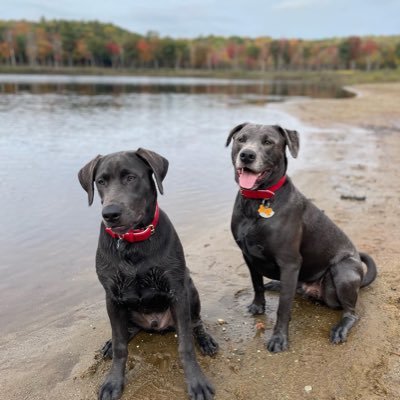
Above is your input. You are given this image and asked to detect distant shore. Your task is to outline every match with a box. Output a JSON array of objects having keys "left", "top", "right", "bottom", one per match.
[{"left": 1, "top": 65, "right": 400, "bottom": 85}]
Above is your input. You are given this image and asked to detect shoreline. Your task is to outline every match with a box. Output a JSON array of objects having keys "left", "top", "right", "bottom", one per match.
[{"left": 1, "top": 82, "right": 399, "bottom": 399}]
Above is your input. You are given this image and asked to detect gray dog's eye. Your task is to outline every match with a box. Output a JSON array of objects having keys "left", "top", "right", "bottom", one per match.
[
  {"left": 97, "top": 178, "right": 106, "bottom": 185},
  {"left": 263, "top": 138, "right": 273, "bottom": 145},
  {"left": 127, "top": 175, "right": 137, "bottom": 182},
  {"left": 237, "top": 136, "right": 247, "bottom": 143}
]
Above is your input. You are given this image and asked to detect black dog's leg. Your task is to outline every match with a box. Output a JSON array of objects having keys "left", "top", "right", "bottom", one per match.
[
  {"left": 102, "top": 325, "right": 141, "bottom": 359},
  {"left": 329, "top": 257, "right": 363, "bottom": 344},
  {"left": 99, "top": 297, "right": 129, "bottom": 400},
  {"left": 244, "top": 256, "right": 265, "bottom": 315},
  {"left": 172, "top": 285, "right": 215, "bottom": 400},
  {"left": 188, "top": 278, "right": 219, "bottom": 356},
  {"left": 267, "top": 257, "right": 301, "bottom": 353}
]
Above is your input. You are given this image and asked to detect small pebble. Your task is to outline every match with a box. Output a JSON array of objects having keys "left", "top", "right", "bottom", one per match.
[
  {"left": 217, "top": 318, "right": 226, "bottom": 325},
  {"left": 255, "top": 322, "right": 266, "bottom": 331},
  {"left": 304, "top": 385, "right": 312, "bottom": 393}
]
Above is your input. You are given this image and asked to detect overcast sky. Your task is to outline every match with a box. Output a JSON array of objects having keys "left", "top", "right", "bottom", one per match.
[{"left": 3, "top": 0, "right": 400, "bottom": 39}]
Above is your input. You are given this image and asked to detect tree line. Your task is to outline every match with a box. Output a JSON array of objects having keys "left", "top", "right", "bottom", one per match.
[{"left": 1, "top": 19, "right": 399, "bottom": 71}]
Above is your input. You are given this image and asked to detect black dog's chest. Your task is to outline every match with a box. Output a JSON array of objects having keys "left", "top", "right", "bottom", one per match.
[{"left": 108, "top": 266, "right": 173, "bottom": 310}]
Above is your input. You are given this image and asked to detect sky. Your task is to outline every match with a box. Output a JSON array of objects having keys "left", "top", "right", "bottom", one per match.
[{"left": 3, "top": 0, "right": 400, "bottom": 39}]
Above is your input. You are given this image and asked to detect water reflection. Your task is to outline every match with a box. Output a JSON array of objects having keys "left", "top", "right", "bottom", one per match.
[{"left": 0, "top": 74, "right": 352, "bottom": 99}]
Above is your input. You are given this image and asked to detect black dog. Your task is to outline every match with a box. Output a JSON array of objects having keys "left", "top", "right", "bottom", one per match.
[
  {"left": 78, "top": 148, "right": 218, "bottom": 400},
  {"left": 226, "top": 123, "right": 377, "bottom": 352}
]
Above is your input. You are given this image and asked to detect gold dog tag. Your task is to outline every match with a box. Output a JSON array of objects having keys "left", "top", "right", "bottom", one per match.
[{"left": 258, "top": 203, "right": 274, "bottom": 218}]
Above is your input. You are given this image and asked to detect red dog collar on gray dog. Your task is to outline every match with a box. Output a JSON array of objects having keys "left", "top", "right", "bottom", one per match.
[
  {"left": 240, "top": 176, "right": 287, "bottom": 199},
  {"left": 105, "top": 204, "right": 160, "bottom": 243}
]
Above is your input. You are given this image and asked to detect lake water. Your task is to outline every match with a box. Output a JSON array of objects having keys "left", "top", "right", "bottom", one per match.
[{"left": 0, "top": 74, "right": 350, "bottom": 334}]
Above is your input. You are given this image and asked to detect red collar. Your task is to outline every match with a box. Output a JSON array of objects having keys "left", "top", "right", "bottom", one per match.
[
  {"left": 240, "top": 176, "right": 287, "bottom": 199},
  {"left": 105, "top": 204, "right": 160, "bottom": 243}
]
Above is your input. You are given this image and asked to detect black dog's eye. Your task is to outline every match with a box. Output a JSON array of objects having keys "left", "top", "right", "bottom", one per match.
[
  {"left": 237, "top": 136, "right": 247, "bottom": 143},
  {"left": 127, "top": 175, "right": 137, "bottom": 182},
  {"left": 97, "top": 178, "right": 106, "bottom": 185}
]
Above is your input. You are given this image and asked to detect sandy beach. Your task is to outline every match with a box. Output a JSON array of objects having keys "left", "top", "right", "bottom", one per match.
[{"left": 1, "top": 83, "right": 399, "bottom": 400}]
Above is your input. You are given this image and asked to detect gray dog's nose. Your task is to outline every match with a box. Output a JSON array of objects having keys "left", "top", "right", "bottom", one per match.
[
  {"left": 240, "top": 149, "right": 256, "bottom": 164},
  {"left": 102, "top": 204, "right": 122, "bottom": 223}
]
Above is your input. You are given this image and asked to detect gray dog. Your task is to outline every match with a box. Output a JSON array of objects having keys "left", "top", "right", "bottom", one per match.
[
  {"left": 226, "top": 123, "right": 377, "bottom": 352},
  {"left": 78, "top": 148, "right": 218, "bottom": 400}
]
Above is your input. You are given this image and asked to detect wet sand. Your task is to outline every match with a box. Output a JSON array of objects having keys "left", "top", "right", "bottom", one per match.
[{"left": 1, "top": 83, "right": 400, "bottom": 400}]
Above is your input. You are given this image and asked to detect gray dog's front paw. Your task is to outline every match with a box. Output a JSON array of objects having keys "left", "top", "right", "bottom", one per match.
[
  {"left": 187, "top": 373, "right": 215, "bottom": 400},
  {"left": 266, "top": 333, "right": 288, "bottom": 353},
  {"left": 247, "top": 302, "right": 265, "bottom": 315},
  {"left": 98, "top": 374, "right": 124, "bottom": 400}
]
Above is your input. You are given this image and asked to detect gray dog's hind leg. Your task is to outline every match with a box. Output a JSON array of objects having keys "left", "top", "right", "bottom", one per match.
[
  {"left": 264, "top": 280, "right": 281, "bottom": 291},
  {"left": 264, "top": 280, "right": 304, "bottom": 294},
  {"left": 328, "top": 257, "right": 363, "bottom": 344},
  {"left": 189, "top": 278, "right": 219, "bottom": 356},
  {"left": 101, "top": 326, "right": 141, "bottom": 359}
]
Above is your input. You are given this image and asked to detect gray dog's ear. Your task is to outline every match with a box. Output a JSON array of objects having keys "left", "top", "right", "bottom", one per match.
[
  {"left": 78, "top": 155, "right": 102, "bottom": 206},
  {"left": 225, "top": 122, "right": 249, "bottom": 147},
  {"left": 136, "top": 148, "right": 169, "bottom": 195},
  {"left": 274, "top": 125, "right": 300, "bottom": 158}
]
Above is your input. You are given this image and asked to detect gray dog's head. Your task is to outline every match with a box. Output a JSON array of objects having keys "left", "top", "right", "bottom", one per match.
[
  {"left": 226, "top": 123, "right": 299, "bottom": 189},
  {"left": 78, "top": 148, "right": 168, "bottom": 233}
]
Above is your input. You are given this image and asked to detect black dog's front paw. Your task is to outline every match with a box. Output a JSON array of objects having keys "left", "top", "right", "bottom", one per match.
[
  {"left": 247, "top": 302, "right": 265, "bottom": 315},
  {"left": 101, "top": 339, "right": 113, "bottom": 359},
  {"left": 187, "top": 373, "right": 215, "bottom": 400},
  {"left": 98, "top": 374, "right": 124, "bottom": 400},
  {"left": 196, "top": 332, "right": 219, "bottom": 356},
  {"left": 266, "top": 333, "right": 288, "bottom": 353},
  {"left": 330, "top": 324, "right": 348, "bottom": 344}
]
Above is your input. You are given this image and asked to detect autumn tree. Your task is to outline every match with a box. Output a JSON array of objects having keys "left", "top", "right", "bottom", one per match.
[{"left": 0, "top": 19, "right": 399, "bottom": 72}]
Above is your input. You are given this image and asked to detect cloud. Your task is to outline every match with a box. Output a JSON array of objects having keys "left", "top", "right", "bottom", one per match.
[{"left": 273, "top": 0, "right": 330, "bottom": 10}]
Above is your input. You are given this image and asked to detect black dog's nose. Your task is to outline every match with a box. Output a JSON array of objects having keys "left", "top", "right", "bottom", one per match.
[
  {"left": 150, "top": 320, "right": 159, "bottom": 329},
  {"left": 240, "top": 149, "right": 256, "bottom": 164},
  {"left": 102, "top": 204, "right": 122, "bottom": 223}
]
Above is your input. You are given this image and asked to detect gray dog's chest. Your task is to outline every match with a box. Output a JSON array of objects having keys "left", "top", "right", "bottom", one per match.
[{"left": 234, "top": 217, "right": 274, "bottom": 258}]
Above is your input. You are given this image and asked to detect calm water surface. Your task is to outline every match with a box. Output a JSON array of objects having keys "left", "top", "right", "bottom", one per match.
[{"left": 0, "top": 75, "right": 348, "bottom": 334}]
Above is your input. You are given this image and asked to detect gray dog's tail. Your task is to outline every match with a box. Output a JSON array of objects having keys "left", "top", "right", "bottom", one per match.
[{"left": 360, "top": 252, "right": 377, "bottom": 288}]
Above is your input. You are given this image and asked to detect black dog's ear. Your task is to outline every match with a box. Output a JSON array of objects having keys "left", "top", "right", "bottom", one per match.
[
  {"left": 225, "top": 122, "right": 249, "bottom": 147},
  {"left": 274, "top": 125, "right": 300, "bottom": 158},
  {"left": 136, "top": 148, "right": 169, "bottom": 195},
  {"left": 78, "top": 155, "right": 102, "bottom": 206}
]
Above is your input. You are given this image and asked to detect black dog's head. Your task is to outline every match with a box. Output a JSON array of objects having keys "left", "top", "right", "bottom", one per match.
[
  {"left": 226, "top": 123, "right": 299, "bottom": 189},
  {"left": 78, "top": 148, "right": 168, "bottom": 233}
]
